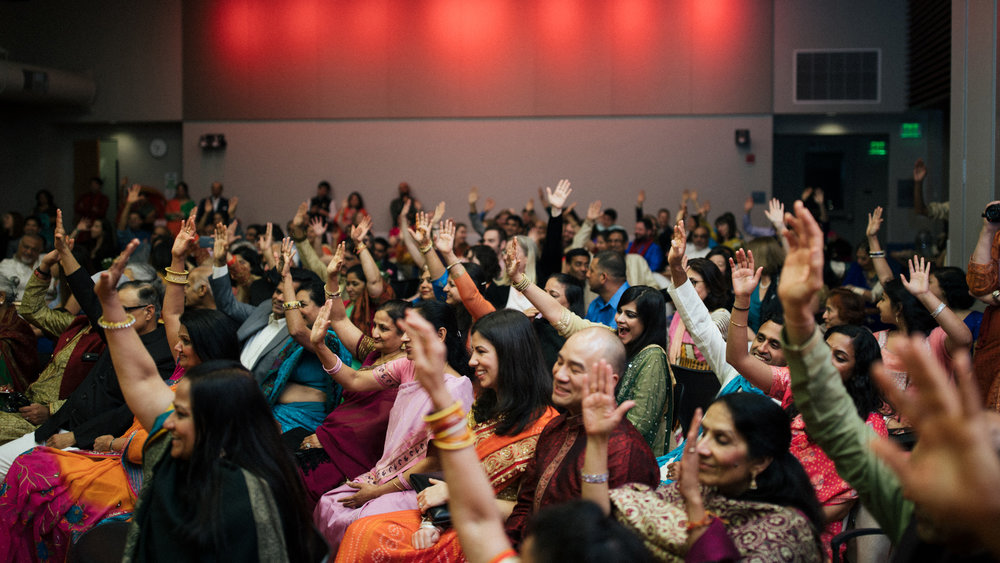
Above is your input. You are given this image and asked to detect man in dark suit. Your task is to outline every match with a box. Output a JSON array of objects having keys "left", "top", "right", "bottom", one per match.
[
  {"left": 209, "top": 258, "right": 321, "bottom": 383},
  {"left": 196, "top": 181, "right": 230, "bottom": 224}
]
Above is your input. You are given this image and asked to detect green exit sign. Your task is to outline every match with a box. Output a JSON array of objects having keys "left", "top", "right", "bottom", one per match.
[
  {"left": 901, "top": 123, "right": 922, "bottom": 138},
  {"left": 868, "top": 141, "right": 887, "bottom": 156}
]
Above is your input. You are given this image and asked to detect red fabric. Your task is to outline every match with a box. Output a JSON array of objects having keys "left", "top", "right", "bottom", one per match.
[
  {"left": 0, "top": 307, "right": 39, "bottom": 392},
  {"left": 686, "top": 517, "right": 740, "bottom": 562},
  {"left": 769, "top": 367, "right": 888, "bottom": 559},
  {"left": 74, "top": 192, "right": 109, "bottom": 221},
  {"left": 503, "top": 412, "right": 659, "bottom": 549},
  {"left": 56, "top": 318, "right": 107, "bottom": 400}
]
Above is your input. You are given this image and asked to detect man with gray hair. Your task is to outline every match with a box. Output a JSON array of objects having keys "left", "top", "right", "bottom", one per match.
[
  {"left": 0, "top": 234, "right": 45, "bottom": 300},
  {"left": 504, "top": 328, "right": 658, "bottom": 548}
]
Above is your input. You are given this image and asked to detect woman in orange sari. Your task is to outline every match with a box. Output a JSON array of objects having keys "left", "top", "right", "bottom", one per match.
[{"left": 337, "top": 309, "right": 558, "bottom": 562}]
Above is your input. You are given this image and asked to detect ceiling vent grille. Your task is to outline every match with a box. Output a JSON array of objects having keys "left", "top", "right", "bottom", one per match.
[{"left": 794, "top": 49, "right": 881, "bottom": 104}]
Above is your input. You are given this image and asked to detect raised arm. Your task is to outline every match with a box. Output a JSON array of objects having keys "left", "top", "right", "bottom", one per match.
[
  {"left": 117, "top": 184, "right": 141, "bottom": 232},
  {"left": 865, "top": 206, "right": 895, "bottom": 285},
  {"left": 94, "top": 240, "right": 174, "bottom": 431},
  {"left": 725, "top": 249, "right": 775, "bottom": 392},
  {"left": 438, "top": 220, "right": 495, "bottom": 320},
  {"left": 580, "top": 360, "right": 633, "bottom": 516},
  {"left": 402, "top": 309, "right": 513, "bottom": 563},
  {"left": 504, "top": 238, "right": 570, "bottom": 326},
  {"left": 308, "top": 299, "right": 384, "bottom": 393},
  {"left": 278, "top": 237, "right": 314, "bottom": 350},
  {"left": 912, "top": 158, "right": 929, "bottom": 217},
  {"left": 539, "top": 180, "right": 571, "bottom": 280},
  {"left": 164, "top": 214, "right": 199, "bottom": 352},
  {"left": 570, "top": 200, "right": 600, "bottom": 250},
  {"left": 350, "top": 215, "right": 384, "bottom": 299},
  {"left": 901, "top": 257, "right": 973, "bottom": 354},
  {"left": 322, "top": 242, "right": 364, "bottom": 355},
  {"left": 413, "top": 210, "right": 446, "bottom": 280}
]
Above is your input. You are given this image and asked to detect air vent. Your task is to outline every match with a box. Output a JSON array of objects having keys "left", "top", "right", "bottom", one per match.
[{"left": 794, "top": 49, "right": 880, "bottom": 104}]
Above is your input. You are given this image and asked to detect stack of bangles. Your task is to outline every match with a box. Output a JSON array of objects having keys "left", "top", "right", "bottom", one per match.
[
  {"left": 322, "top": 356, "right": 344, "bottom": 376},
  {"left": 685, "top": 510, "right": 718, "bottom": 531},
  {"left": 868, "top": 250, "right": 886, "bottom": 258},
  {"left": 512, "top": 276, "right": 531, "bottom": 293},
  {"left": 419, "top": 243, "right": 433, "bottom": 254},
  {"left": 98, "top": 314, "right": 137, "bottom": 331},
  {"left": 164, "top": 267, "right": 189, "bottom": 285},
  {"left": 424, "top": 401, "right": 474, "bottom": 450}
]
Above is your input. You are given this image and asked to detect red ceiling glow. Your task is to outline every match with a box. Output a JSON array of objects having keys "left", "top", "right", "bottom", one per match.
[
  {"left": 216, "top": 0, "right": 262, "bottom": 61},
  {"left": 539, "top": 0, "right": 582, "bottom": 53},
  {"left": 427, "top": 0, "right": 507, "bottom": 51},
  {"left": 283, "top": 0, "right": 321, "bottom": 53}
]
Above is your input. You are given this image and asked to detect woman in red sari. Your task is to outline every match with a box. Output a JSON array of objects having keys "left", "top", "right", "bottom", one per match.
[{"left": 336, "top": 309, "right": 557, "bottom": 562}]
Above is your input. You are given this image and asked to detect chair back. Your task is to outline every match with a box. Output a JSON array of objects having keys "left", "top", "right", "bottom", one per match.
[{"left": 670, "top": 364, "right": 720, "bottom": 435}]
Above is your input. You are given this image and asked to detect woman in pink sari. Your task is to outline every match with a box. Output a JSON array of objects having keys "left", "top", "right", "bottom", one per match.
[{"left": 309, "top": 299, "right": 473, "bottom": 552}]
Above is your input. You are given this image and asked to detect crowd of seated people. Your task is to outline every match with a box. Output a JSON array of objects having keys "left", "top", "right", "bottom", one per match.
[{"left": 0, "top": 164, "right": 998, "bottom": 563}]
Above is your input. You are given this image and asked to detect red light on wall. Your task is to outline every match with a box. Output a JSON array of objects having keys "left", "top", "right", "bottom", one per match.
[
  {"left": 539, "top": 0, "right": 582, "bottom": 45},
  {"left": 427, "top": 0, "right": 506, "bottom": 50},
  {"left": 613, "top": 0, "right": 651, "bottom": 35},
  {"left": 284, "top": 0, "right": 322, "bottom": 53}
]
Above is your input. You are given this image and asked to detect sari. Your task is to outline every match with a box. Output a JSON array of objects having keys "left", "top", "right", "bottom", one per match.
[
  {"left": 313, "top": 359, "right": 473, "bottom": 553},
  {"left": 0, "top": 368, "right": 183, "bottom": 563},
  {"left": 609, "top": 482, "right": 821, "bottom": 562},
  {"left": 336, "top": 406, "right": 559, "bottom": 562}
]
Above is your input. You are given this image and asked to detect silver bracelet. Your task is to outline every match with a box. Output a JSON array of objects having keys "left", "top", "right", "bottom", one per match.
[
  {"left": 581, "top": 471, "right": 609, "bottom": 484},
  {"left": 930, "top": 302, "right": 947, "bottom": 319}
]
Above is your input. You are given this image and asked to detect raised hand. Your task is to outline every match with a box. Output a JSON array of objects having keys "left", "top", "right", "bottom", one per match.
[
  {"left": 637, "top": 190, "right": 645, "bottom": 206},
  {"left": 582, "top": 360, "right": 633, "bottom": 439},
  {"left": 483, "top": 197, "right": 496, "bottom": 214},
  {"left": 468, "top": 186, "right": 479, "bottom": 206},
  {"left": 801, "top": 187, "right": 814, "bottom": 201},
  {"left": 171, "top": 215, "right": 198, "bottom": 259},
  {"left": 95, "top": 239, "right": 139, "bottom": 302},
  {"left": 351, "top": 214, "right": 372, "bottom": 244},
  {"left": 309, "top": 217, "right": 327, "bottom": 240},
  {"left": 698, "top": 200, "right": 711, "bottom": 216},
  {"left": 586, "top": 200, "right": 602, "bottom": 223},
  {"left": 870, "top": 341, "right": 1000, "bottom": 550},
  {"left": 54, "top": 209, "right": 74, "bottom": 255},
  {"left": 503, "top": 237, "right": 526, "bottom": 284},
  {"left": 257, "top": 222, "right": 274, "bottom": 256},
  {"left": 545, "top": 179, "right": 572, "bottom": 212},
  {"left": 430, "top": 201, "right": 446, "bottom": 226},
  {"left": 412, "top": 211, "right": 431, "bottom": 246},
  {"left": 667, "top": 220, "right": 687, "bottom": 270},
  {"left": 213, "top": 222, "right": 229, "bottom": 267},
  {"left": 311, "top": 299, "right": 333, "bottom": 346},
  {"left": 764, "top": 198, "right": 785, "bottom": 226},
  {"left": 744, "top": 196, "right": 754, "bottom": 214},
  {"left": 228, "top": 196, "right": 239, "bottom": 214},
  {"left": 678, "top": 408, "right": 705, "bottom": 507},
  {"left": 399, "top": 198, "right": 413, "bottom": 225},
  {"left": 524, "top": 198, "right": 534, "bottom": 214},
  {"left": 913, "top": 158, "right": 927, "bottom": 183},
  {"left": 812, "top": 188, "right": 824, "bottom": 205},
  {"left": 226, "top": 219, "right": 240, "bottom": 245},
  {"left": 74, "top": 218, "right": 92, "bottom": 234},
  {"left": 293, "top": 201, "right": 309, "bottom": 229},
  {"left": 729, "top": 249, "right": 762, "bottom": 298},
  {"left": 280, "top": 237, "right": 297, "bottom": 277},
  {"left": 777, "top": 201, "right": 824, "bottom": 313},
  {"left": 866, "top": 206, "right": 884, "bottom": 238},
  {"left": 326, "top": 241, "right": 346, "bottom": 281},
  {"left": 901, "top": 256, "right": 931, "bottom": 297},
  {"left": 126, "top": 184, "right": 143, "bottom": 205},
  {"left": 435, "top": 220, "right": 456, "bottom": 256}
]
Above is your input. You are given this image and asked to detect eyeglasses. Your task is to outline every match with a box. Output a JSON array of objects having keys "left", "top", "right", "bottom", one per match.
[
  {"left": 123, "top": 304, "right": 150, "bottom": 312},
  {"left": 692, "top": 233, "right": 709, "bottom": 239}
]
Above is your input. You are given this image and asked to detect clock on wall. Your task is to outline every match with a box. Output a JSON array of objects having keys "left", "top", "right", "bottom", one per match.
[{"left": 149, "top": 138, "right": 167, "bottom": 158}]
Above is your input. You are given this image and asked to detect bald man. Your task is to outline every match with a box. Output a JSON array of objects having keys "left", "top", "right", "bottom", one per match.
[{"left": 504, "top": 328, "right": 658, "bottom": 548}]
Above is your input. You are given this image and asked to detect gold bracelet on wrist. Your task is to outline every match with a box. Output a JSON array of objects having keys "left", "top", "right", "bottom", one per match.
[
  {"left": 419, "top": 243, "right": 433, "bottom": 254},
  {"left": 97, "top": 314, "right": 137, "bottom": 331},
  {"left": 355, "top": 243, "right": 367, "bottom": 253},
  {"left": 164, "top": 267, "right": 190, "bottom": 276},
  {"left": 164, "top": 271, "right": 190, "bottom": 285},
  {"left": 324, "top": 287, "right": 342, "bottom": 299},
  {"left": 424, "top": 401, "right": 463, "bottom": 424},
  {"left": 512, "top": 276, "right": 531, "bottom": 293},
  {"left": 729, "top": 319, "right": 747, "bottom": 329},
  {"left": 282, "top": 300, "right": 303, "bottom": 310}
]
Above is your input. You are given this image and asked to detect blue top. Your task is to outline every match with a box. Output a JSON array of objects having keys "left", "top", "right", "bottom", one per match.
[
  {"left": 585, "top": 281, "right": 630, "bottom": 328},
  {"left": 627, "top": 241, "right": 664, "bottom": 272}
]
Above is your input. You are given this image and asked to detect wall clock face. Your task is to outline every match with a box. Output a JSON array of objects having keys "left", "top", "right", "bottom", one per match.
[{"left": 149, "top": 138, "right": 167, "bottom": 158}]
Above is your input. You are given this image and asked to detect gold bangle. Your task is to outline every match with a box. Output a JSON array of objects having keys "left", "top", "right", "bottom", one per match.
[
  {"left": 282, "top": 300, "right": 303, "bottom": 310},
  {"left": 445, "top": 262, "right": 460, "bottom": 272},
  {"left": 729, "top": 319, "right": 747, "bottom": 329},
  {"left": 419, "top": 243, "right": 433, "bottom": 254},
  {"left": 164, "top": 272, "right": 189, "bottom": 285},
  {"left": 433, "top": 434, "right": 477, "bottom": 450},
  {"left": 512, "top": 276, "right": 531, "bottom": 292},
  {"left": 355, "top": 243, "right": 367, "bottom": 253},
  {"left": 98, "top": 314, "right": 137, "bottom": 331},
  {"left": 324, "top": 287, "right": 342, "bottom": 299},
  {"left": 164, "top": 267, "right": 190, "bottom": 276},
  {"left": 391, "top": 478, "right": 405, "bottom": 491},
  {"left": 424, "top": 401, "right": 463, "bottom": 424}
]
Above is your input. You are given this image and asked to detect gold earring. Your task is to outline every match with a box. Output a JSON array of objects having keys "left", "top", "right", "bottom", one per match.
[{"left": 749, "top": 473, "right": 758, "bottom": 490}]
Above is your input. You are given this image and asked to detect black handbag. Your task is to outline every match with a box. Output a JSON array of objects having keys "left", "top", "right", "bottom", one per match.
[
  {"left": 0, "top": 391, "right": 30, "bottom": 413},
  {"left": 409, "top": 472, "right": 451, "bottom": 528}
]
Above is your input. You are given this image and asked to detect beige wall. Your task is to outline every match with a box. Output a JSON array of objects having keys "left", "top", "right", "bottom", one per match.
[{"left": 182, "top": 116, "right": 773, "bottom": 230}]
